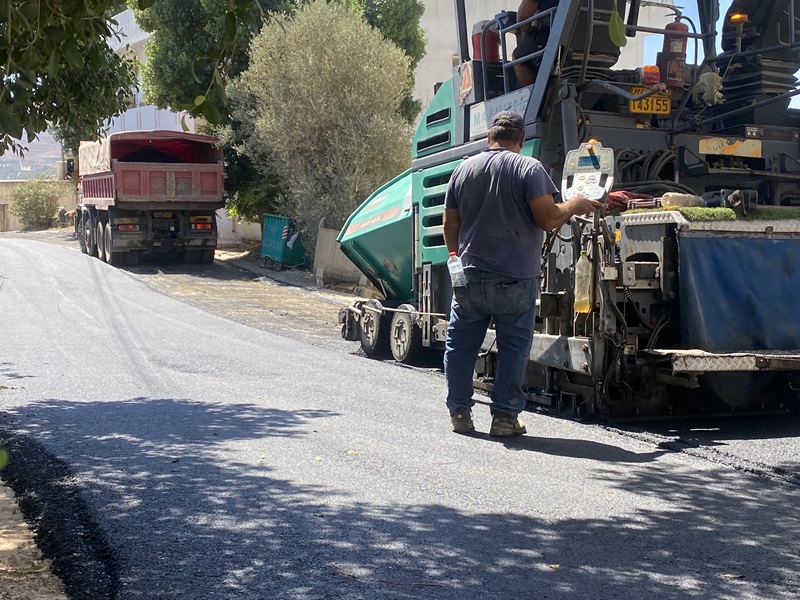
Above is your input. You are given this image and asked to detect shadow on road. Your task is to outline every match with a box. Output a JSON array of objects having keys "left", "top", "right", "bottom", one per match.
[{"left": 2, "top": 397, "right": 799, "bottom": 599}]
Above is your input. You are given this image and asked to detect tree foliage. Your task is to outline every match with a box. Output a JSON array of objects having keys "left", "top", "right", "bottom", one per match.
[
  {"left": 136, "top": 0, "right": 425, "bottom": 124},
  {"left": 10, "top": 177, "right": 65, "bottom": 229},
  {"left": 359, "top": 0, "right": 426, "bottom": 123},
  {"left": 135, "top": 0, "right": 295, "bottom": 124},
  {"left": 0, "top": 0, "right": 137, "bottom": 155},
  {"left": 233, "top": 0, "right": 411, "bottom": 248},
  {"left": 136, "top": 0, "right": 425, "bottom": 224}
]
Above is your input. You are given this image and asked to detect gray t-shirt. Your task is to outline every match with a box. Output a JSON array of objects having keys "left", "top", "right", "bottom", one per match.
[{"left": 445, "top": 148, "right": 559, "bottom": 279}]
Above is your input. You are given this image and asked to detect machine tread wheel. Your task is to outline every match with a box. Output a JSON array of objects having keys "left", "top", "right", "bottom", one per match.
[
  {"left": 390, "top": 304, "right": 426, "bottom": 364},
  {"left": 359, "top": 300, "right": 391, "bottom": 359},
  {"left": 273, "top": 262, "right": 284, "bottom": 271}
]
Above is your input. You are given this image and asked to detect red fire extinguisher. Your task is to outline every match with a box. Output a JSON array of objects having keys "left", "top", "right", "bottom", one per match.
[{"left": 657, "top": 12, "right": 689, "bottom": 87}]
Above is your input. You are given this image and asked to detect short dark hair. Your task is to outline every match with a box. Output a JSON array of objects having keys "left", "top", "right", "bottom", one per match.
[{"left": 487, "top": 110, "right": 525, "bottom": 145}]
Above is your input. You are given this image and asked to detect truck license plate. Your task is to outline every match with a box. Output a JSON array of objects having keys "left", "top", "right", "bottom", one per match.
[
  {"left": 153, "top": 211, "right": 173, "bottom": 218},
  {"left": 629, "top": 87, "right": 671, "bottom": 114}
]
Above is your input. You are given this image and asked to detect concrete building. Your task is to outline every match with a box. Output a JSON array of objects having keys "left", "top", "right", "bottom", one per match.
[{"left": 105, "top": 10, "right": 195, "bottom": 135}]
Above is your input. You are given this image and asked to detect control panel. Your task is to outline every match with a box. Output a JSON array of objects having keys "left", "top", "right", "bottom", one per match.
[{"left": 561, "top": 140, "right": 615, "bottom": 202}]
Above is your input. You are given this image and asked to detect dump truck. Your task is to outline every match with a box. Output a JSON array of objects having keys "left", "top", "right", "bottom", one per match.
[
  {"left": 76, "top": 130, "right": 225, "bottom": 266},
  {"left": 338, "top": 0, "right": 800, "bottom": 419}
]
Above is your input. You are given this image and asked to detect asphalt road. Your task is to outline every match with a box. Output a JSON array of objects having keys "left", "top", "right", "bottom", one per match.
[{"left": 1, "top": 236, "right": 799, "bottom": 600}]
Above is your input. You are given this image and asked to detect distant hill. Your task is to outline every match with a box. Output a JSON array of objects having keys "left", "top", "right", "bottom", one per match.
[{"left": 0, "top": 133, "right": 63, "bottom": 181}]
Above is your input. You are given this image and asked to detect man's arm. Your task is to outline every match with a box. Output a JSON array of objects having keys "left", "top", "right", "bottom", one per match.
[
  {"left": 528, "top": 194, "right": 603, "bottom": 231},
  {"left": 517, "top": 0, "right": 540, "bottom": 36},
  {"left": 443, "top": 208, "right": 461, "bottom": 253}
]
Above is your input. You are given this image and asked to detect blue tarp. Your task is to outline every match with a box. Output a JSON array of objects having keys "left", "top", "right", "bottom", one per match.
[
  {"left": 678, "top": 234, "right": 800, "bottom": 405},
  {"left": 679, "top": 235, "right": 800, "bottom": 351}
]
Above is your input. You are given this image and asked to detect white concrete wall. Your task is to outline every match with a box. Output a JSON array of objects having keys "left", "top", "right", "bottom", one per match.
[
  {"left": 0, "top": 181, "right": 77, "bottom": 232},
  {"left": 415, "top": 1, "right": 510, "bottom": 109},
  {"left": 313, "top": 227, "right": 367, "bottom": 286}
]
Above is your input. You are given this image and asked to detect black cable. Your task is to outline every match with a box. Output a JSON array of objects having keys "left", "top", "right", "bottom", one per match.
[{"left": 624, "top": 287, "right": 654, "bottom": 330}]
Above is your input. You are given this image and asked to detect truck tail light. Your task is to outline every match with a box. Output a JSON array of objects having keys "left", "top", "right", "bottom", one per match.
[
  {"left": 116, "top": 224, "right": 140, "bottom": 232},
  {"left": 640, "top": 65, "right": 661, "bottom": 85},
  {"left": 191, "top": 223, "right": 213, "bottom": 230}
]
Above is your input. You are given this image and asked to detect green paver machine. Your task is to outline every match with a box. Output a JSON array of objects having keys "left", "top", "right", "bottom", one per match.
[{"left": 339, "top": 0, "right": 800, "bottom": 418}]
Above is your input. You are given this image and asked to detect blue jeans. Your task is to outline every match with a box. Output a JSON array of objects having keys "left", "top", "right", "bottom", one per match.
[{"left": 444, "top": 270, "right": 538, "bottom": 418}]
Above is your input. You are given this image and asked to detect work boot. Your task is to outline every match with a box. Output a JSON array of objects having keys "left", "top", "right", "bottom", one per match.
[
  {"left": 489, "top": 414, "right": 527, "bottom": 437},
  {"left": 450, "top": 407, "right": 475, "bottom": 433}
]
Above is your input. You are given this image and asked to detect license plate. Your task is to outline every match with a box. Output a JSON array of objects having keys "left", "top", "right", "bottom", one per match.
[
  {"left": 153, "top": 211, "right": 173, "bottom": 218},
  {"left": 629, "top": 87, "right": 671, "bottom": 115}
]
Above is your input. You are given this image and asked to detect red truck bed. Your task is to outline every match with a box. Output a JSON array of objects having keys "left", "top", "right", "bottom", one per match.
[{"left": 78, "top": 131, "right": 225, "bottom": 209}]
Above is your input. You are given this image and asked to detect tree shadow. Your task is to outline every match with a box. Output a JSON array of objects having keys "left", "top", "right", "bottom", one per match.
[
  {"left": 1, "top": 397, "right": 798, "bottom": 600},
  {"left": 0, "top": 361, "right": 35, "bottom": 380}
]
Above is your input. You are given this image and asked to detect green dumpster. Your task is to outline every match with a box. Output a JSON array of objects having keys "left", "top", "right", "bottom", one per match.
[{"left": 259, "top": 214, "right": 306, "bottom": 270}]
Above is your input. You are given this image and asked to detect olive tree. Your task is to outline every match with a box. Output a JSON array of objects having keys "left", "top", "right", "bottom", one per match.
[{"left": 233, "top": 0, "right": 411, "bottom": 249}]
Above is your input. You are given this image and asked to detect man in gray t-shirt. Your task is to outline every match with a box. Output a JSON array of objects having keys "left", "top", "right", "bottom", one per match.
[
  {"left": 445, "top": 140, "right": 557, "bottom": 279},
  {"left": 443, "top": 110, "right": 601, "bottom": 437}
]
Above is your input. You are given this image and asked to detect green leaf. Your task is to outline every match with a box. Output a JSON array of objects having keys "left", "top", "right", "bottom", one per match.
[
  {"left": 609, "top": 1, "right": 627, "bottom": 48},
  {"left": 224, "top": 12, "right": 237, "bottom": 43},
  {"left": 201, "top": 101, "right": 221, "bottom": 125},
  {"left": 18, "top": 1, "right": 38, "bottom": 21},
  {"left": 180, "top": 114, "right": 190, "bottom": 132},
  {"left": 235, "top": 6, "right": 258, "bottom": 29},
  {"left": 48, "top": 49, "right": 59, "bottom": 79},
  {"left": 0, "top": 447, "right": 8, "bottom": 470},
  {"left": 193, "top": 95, "right": 206, "bottom": 107},
  {"left": 213, "top": 69, "right": 228, "bottom": 106},
  {"left": 137, "top": 0, "right": 155, "bottom": 8},
  {"left": 0, "top": 107, "right": 24, "bottom": 140},
  {"left": 60, "top": 0, "right": 76, "bottom": 15},
  {"left": 190, "top": 62, "right": 203, "bottom": 84},
  {"left": 62, "top": 40, "right": 85, "bottom": 68},
  {"left": 44, "top": 26, "right": 67, "bottom": 44}
]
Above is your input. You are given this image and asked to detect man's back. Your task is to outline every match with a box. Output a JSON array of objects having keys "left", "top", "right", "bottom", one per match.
[{"left": 445, "top": 148, "right": 557, "bottom": 278}]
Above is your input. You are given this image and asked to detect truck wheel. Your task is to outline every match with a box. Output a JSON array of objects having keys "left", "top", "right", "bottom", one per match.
[
  {"left": 78, "top": 215, "right": 87, "bottom": 254},
  {"left": 105, "top": 223, "right": 125, "bottom": 267},
  {"left": 83, "top": 215, "right": 96, "bottom": 257},
  {"left": 200, "top": 249, "right": 215, "bottom": 264},
  {"left": 359, "top": 300, "right": 391, "bottom": 359},
  {"left": 390, "top": 304, "right": 425, "bottom": 364},
  {"left": 104, "top": 223, "right": 116, "bottom": 264},
  {"left": 183, "top": 250, "right": 201, "bottom": 264},
  {"left": 96, "top": 222, "right": 106, "bottom": 262}
]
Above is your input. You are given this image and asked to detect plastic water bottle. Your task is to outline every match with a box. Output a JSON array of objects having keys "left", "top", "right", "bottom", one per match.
[
  {"left": 574, "top": 250, "right": 591, "bottom": 313},
  {"left": 447, "top": 252, "right": 467, "bottom": 287}
]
